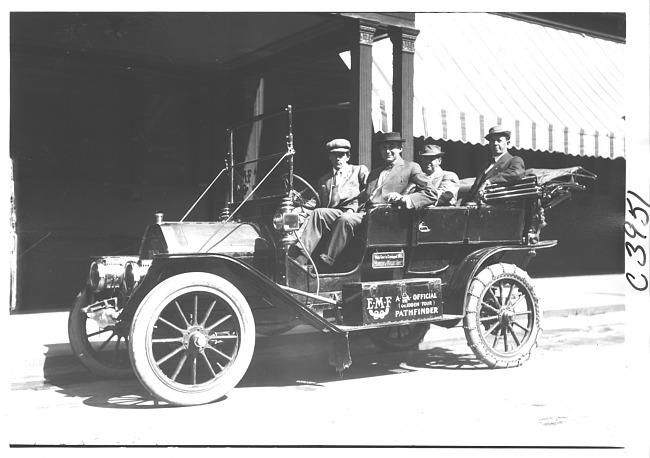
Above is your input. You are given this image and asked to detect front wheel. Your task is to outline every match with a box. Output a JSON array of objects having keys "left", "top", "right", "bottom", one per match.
[
  {"left": 367, "top": 323, "right": 430, "bottom": 351},
  {"left": 68, "top": 289, "right": 134, "bottom": 378},
  {"left": 463, "top": 263, "right": 541, "bottom": 368},
  {"left": 129, "top": 273, "right": 255, "bottom": 406}
]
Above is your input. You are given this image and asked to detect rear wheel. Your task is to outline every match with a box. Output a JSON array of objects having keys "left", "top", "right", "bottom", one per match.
[
  {"left": 367, "top": 323, "right": 430, "bottom": 351},
  {"left": 68, "top": 289, "right": 133, "bottom": 378},
  {"left": 463, "top": 263, "right": 541, "bottom": 368},
  {"left": 129, "top": 273, "right": 255, "bottom": 406}
]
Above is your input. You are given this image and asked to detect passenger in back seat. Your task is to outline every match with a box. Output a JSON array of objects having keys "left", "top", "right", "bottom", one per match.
[
  {"left": 464, "top": 126, "right": 525, "bottom": 203},
  {"left": 413, "top": 144, "right": 459, "bottom": 206}
]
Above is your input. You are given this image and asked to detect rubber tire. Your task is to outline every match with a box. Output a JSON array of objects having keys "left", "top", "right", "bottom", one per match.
[
  {"left": 129, "top": 273, "right": 255, "bottom": 406},
  {"left": 67, "top": 289, "right": 134, "bottom": 378},
  {"left": 463, "top": 263, "right": 541, "bottom": 368},
  {"left": 367, "top": 323, "right": 430, "bottom": 351}
]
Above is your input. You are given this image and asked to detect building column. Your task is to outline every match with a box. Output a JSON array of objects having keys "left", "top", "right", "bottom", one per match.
[
  {"left": 349, "top": 20, "right": 377, "bottom": 169},
  {"left": 9, "top": 156, "right": 17, "bottom": 311},
  {"left": 389, "top": 27, "right": 419, "bottom": 161}
]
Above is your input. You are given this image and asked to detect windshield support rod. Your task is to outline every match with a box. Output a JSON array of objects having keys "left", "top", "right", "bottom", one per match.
[
  {"left": 286, "top": 105, "right": 294, "bottom": 193},
  {"left": 228, "top": 129, "right": 234, "bottom": 205},
  {"left": 198, "top": 150, "right": 294, "bottom": 253},
  {"left": 180, "top": 167, "right": 227, "bottom": 222},
  {"left": 236, "top": 151, "right": 287, "bottom": 167}
]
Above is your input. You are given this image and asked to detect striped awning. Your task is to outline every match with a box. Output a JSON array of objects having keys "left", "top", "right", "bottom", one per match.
[{"left": 368, "top": 13, "right": 625, "bottom": 159}]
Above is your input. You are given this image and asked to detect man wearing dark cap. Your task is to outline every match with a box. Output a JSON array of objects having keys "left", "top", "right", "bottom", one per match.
[
  {"left": 298, "top": 138, "right": 369, "bottom": 261},
  {"left": 309, "top": 132, "right": 436, "bottom": 269},
  {"left": 466, "top": 126, "right": 525, "bottom": 202},
  {"left": 416, "top": 144, "right": 460, "bottom": 206}
]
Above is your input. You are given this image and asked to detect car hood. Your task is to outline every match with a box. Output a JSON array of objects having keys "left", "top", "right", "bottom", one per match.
[{"left": 139, "top": 221, "right": 263, "bottom": 259}]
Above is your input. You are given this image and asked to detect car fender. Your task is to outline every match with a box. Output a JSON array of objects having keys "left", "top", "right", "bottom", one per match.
[
  {"left": 119, "top": 253, "right": 341, "bottom": 333},
  {"left": 443, "top": 240, "right": 558, "bottom": 316}
]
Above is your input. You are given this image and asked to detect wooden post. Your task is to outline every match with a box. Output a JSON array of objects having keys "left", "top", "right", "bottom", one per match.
[
  {"left": 389, "top": 27, "right": 419, "bottom": 162},
  {"left": 349, "top": 20, "right": 377, "bottom": 170},
  {"left": 9, "top": 156, "right": 17, "bottom": 311}
]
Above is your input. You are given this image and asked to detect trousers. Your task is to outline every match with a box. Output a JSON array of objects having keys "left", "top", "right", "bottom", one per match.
[{"left": 300, "top": 208, "right": 364, "bottom": 264}]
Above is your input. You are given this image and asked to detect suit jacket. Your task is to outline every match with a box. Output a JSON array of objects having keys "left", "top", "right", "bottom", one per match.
[
  {"left": 360, "top": 158, "right": 436, "bottom": 210},
  {"left": 467, "top": 152, "right": 525, "bottom": 201},
  {"left": 427, "top": 168, "right": 460, "bottom": 206},
  {"left": 315, "top": 164, "right": 369, "bottom": 211}
]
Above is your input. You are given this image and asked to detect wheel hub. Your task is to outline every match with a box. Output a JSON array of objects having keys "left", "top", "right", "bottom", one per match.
[
  {"left": 192, "top": 333, "right": 207, "bottom": 348},
  {"left": 184, "top": 328, "right": 209, "bottom": 354},
  {"left": 498, "top": 307, "right": 514, "bottom": 325}
]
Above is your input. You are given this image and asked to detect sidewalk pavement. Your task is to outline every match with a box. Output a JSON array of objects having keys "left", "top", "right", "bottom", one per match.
[{"left": 9, "top": 274, "right": 625, "bottom": 385}]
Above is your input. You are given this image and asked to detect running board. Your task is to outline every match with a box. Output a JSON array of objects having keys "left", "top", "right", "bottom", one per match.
[{"left": 334, "top": 314, "right": 464, "bottom": 332}]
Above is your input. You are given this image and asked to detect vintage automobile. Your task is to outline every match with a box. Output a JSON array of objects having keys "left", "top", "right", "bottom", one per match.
[{"left": 68, "top": 105, "right": 596, "bottom": 406}]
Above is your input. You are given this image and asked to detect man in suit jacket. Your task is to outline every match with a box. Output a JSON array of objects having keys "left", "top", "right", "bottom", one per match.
[
  {"left": 415, "top": 144, "right": 459, "bottom": 206},
  {"left": 313, "top": 132, "right": 436, "bottom": 268},
  {"left": 466, "top": 126, "right": 525, "bottom": 202},
  {"left": 298, "top": 138, "right": 369, "bottom": 258}
]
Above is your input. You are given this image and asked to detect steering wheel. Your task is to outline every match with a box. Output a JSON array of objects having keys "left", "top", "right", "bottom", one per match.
[{"left": 282, "top": 173, "right": 320, "bottom": 210}]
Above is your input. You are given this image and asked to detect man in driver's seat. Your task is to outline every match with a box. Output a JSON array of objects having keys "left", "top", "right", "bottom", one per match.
[
  {"left": 296, "top": 138, "right": 369, "bottom": 264},
  {"left": 305, "top": 132, "right": 436, "bottom": 269}
]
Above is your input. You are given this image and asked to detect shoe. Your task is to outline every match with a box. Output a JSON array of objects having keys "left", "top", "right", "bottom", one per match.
[
  {"left": 288, "top": 245, "right": 302, "bottom": 258},
  {"left": 319, "top": 253, "right": 335, "bottom": 267},
  {"left": 315, "top": 254, "right": 336, "bottom": 273},
  {"left": 288, "top": 245, "right": 311, "bottom": 265}
]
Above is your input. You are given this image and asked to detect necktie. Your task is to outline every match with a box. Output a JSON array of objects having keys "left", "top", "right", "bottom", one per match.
[
  {"left": 329, "top": 171, "right": 340, "bottom": 207},
  {"left": 371, "top": 165, "right": 392, "bottom": 202},
  {"left": 376, "top": 165, "right": 392, "bottom": 189}
]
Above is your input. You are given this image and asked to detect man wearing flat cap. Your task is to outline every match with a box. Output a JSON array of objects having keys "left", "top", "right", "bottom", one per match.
[
  {"left": 416, "top": 144, "right": 460, "bottom": 206},
  {"left": 309, "top": 132, "right": 436, "bottom": 268},
  {"left": 466, "top": 126, "right": 525, "bottom": 202},
  {"left": 298, "top": 138, "right": 369, "bottom": 261}
]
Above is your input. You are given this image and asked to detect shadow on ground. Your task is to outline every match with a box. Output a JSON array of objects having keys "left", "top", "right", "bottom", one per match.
[{"left": 40, "top": 330, "right": 484, "bottom": 409}]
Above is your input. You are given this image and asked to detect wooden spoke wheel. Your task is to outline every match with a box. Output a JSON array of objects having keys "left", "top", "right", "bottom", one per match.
[
  {"left": 367, "top": 323, "right": 430, "bottom": 351},
  {"left": 463, "top": 263, "right": 541, "bottom": 368},
  {"left": 129, "top": 273, "right": 255, "bottom": 406},
  {"left": 68, "top": 289, "right": 133, "bottom": 378}
]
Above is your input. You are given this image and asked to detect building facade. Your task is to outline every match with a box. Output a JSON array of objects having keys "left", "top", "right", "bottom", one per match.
[{"left": 9, "top": 12, "right": 625, "bottom": 310}]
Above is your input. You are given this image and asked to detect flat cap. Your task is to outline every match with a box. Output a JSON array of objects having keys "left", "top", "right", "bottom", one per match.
[
  {"left": 419, "top": 144, "right": 445, "bottom": 157},
  {"left": 326, "top": 138, "right": 351, "bottom": 153},
  {"left": 485, "top": 126, "right": 511, "bottom": 140}
]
